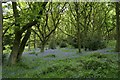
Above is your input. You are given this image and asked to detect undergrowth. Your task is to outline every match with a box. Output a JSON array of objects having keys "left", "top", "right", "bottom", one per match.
[{"left": 2, "top": 52, "right": 119, "bottom": 78}]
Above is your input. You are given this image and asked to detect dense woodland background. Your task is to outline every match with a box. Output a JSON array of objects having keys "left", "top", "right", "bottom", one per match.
[{"left": 1, "top": 1, "right": 120, "bottom": 78}]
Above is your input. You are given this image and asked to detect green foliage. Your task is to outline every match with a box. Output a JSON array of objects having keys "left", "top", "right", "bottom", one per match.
[
  {"left": 107, "top": 40, "right": 116, "bottom": 48},
  {"left": 71, "top": 40, "right": 78, "bottom": 48},
  {"left": 40, "top": 65, "right": 59, "bottom": 75},
  {"left": 3, "top": 34, "right": 14, "bottom": 53},
  {"left": 3, "top": 45, "right": 12, "bottom": 54},
  {"left": 107, "top": 49, "right": 115, "bottom": 52},
  {"left": 89, "top": 52, "right": 107, "bottom": 58},
  {"left": 83, "top": 37, "right": 106, "bottom": 51},
  {"left": 29, "top": 51, "right": 36, "bottom": 54},
  {"left": 60, "top": 41, "right": 67, "bottom": 48},
  {"left": 67, "top": 36, "right": 106, "bottom": 51},
  {"left": 56, "top": 40, "right": 60, "bottom": 46},
  {"left": 29, "top": 51, "right": 38, "bottom": 56},
  {"left": 44, "top": 54, "right": 56, "bottom": 58},
  {"left": 48, "top": 41, "right": 56, "bottom": 49},
  {"left": 3, "top": 34, "right": 13, "bottom": 46},
  {"left": 82, "top": 57, "right": 109, "bottom": 70},
  {"left": 2, "top": 2, "right": 118, "bottom": 78},
  {"left": 67, "top": 37, "right": 78, "bottom": 48},
  {"left": 77, "top": 53, "right": 118, "bottom": 78},
  {"left": 16, "top": 61, "right": 31, "bottom": 69}
]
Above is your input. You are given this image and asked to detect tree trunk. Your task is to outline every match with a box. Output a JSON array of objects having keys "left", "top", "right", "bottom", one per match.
[
  {"left": 83, "top": 11, "right": 88, "bottom": 51},
  {"left": 49, "top": 31, "right": 56, "bottom": 49},
  {"left": 8, "top": 2, "right": 48, "bottom": 65},
  {"left": 0, "top": 1, "right": 3, "bottom": 66},
  {"left": 8, "top": 32, "right": 22, "bottom": 65},
  {"left": 17, "top": 28, "right": 31, "bottom": 61},
  {"left": 34, "top": 27, "right": 36, "bottom": 49},
  {"left": 28, "top": 38, "right": 31, "bottom": 51},
  {"left": 115, "top": 2, "right": 120, "bottom": 52},
  {"left": 74, "top": 2, "right": 81, "bottom": 53},
  {"left": 8, "top": 2, "right": 21, "bottom": 65},
  {"left": 77, "top": 28, "right": 81, "bottom": 53},
  {"left": 41, "top": 42, "right": 45, "bottom": 52}
]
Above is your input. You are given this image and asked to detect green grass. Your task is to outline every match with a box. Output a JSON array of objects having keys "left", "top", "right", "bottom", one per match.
[{"left": 2, "top": 52, "right": 118, "bottom": 78}]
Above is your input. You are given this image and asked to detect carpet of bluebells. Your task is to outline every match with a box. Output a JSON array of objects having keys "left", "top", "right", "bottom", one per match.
[{"left": 2, "top": 47, "right": 119, "bottom": 78}]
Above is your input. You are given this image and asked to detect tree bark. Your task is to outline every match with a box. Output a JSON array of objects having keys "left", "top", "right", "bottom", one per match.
[
  {"left": 8, "top": 2, "right": 21, "bottom": 65},
  {"left": 41, "top": 42, "right": 45, "bottom": 52},
  {"left": 8, "top": 32, "right": 22, "bottom": 64},
  {"left": 28, "top": 38, "right": 31, "bottom": 51},
  {"left": 0, "top": 1, "right": 3, "bottom": 66},
  {"left": 34, "top": 27, "right": 36, "bottom": 49},
  {"left": 115, "top": 2, "right": 120, "bottom": 52},
  {"left": 17, "top": 28, "right": 31, "bottom": 61}
]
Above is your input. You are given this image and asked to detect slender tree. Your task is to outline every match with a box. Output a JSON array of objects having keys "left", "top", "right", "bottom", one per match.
[
  {"left": 115, "top": 2, "right": 120, "bottom": 52},
  {"left": 28, "top": 38, "right": 31, "bottom": 51},
  {"left": 0, "top": 1, "right": 2, "bottom": 66},
  {"left": 34, "top": 27, "right": 36, "bottom": 49},
  {"left": 74, "top": 2, "right": 81, "bottom": 53}
]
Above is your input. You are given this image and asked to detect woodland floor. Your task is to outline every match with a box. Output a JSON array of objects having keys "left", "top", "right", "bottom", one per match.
[
  {"left": 23, "top": 47, "right": 118, "bottom": 61},
  {"left": 2, "top": 46, "right": 119, "bottom": 78}
]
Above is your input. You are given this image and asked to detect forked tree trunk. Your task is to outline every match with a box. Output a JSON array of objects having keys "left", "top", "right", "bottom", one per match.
[
  {"left": 17, "top": 28, "right": 31, "bottom": 61},
  {"left": 8, "top": 32, "right": 22, "bottom": 65},
  {"left": 8, "top": 2, "right": 48, "bottom": 65}
]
